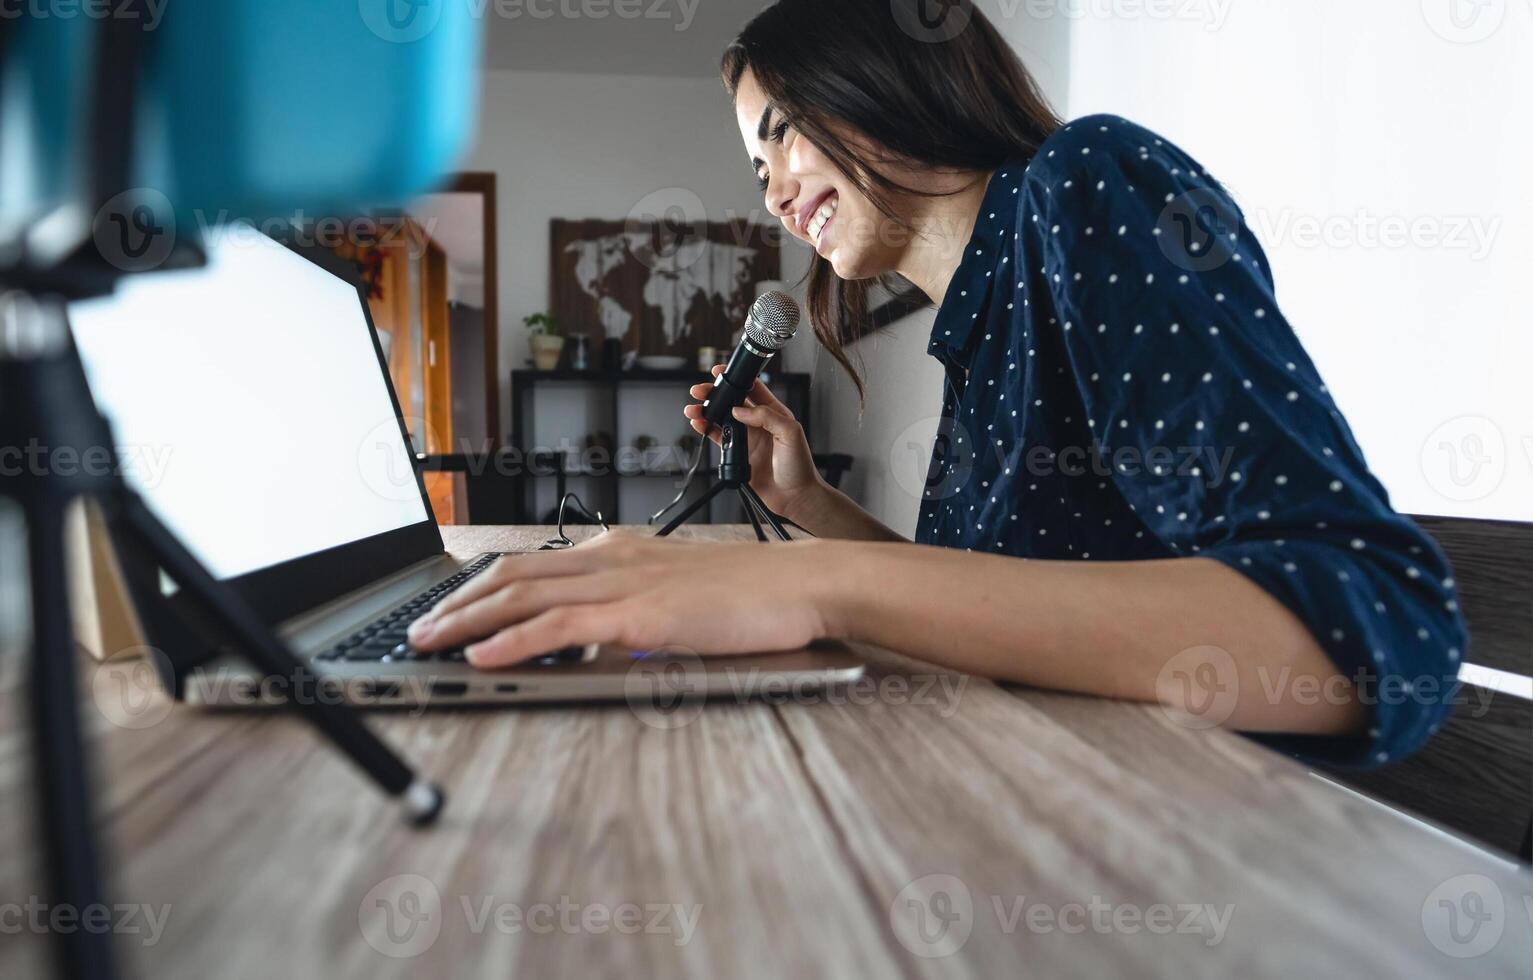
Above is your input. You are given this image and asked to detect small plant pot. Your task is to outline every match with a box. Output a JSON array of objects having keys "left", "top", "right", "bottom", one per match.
[{"left": 530, "top": 334, "right": 566, "bottom": 371}]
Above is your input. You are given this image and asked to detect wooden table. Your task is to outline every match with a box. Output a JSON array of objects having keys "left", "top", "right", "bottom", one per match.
[{"left": 2, "top": 526, "right": 1529, "bottom": 978}]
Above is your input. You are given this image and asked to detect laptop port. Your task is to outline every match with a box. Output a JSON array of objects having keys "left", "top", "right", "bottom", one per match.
[
  {"left": 495, "top": 684, "right": 521, "bottom": 694},
  {"left": 430, "top": 681, "right": 469, "bottom": 697},
  {"left": 358, "top": 681, "right": 402, "bottom": 699}
]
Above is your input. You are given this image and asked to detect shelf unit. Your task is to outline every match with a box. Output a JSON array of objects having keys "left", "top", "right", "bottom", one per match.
[{"left": 508, "top": 368, "right": 812, "bottom": 524}]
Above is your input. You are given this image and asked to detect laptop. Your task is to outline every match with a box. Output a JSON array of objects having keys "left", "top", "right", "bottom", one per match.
[{"left": 67, "top": 224, "right": 864, "bottom": 708}]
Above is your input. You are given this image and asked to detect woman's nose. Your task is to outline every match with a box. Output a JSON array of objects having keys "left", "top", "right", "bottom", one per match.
[{"left": 767, "top": 177, "right": 798, "bottom": 220}]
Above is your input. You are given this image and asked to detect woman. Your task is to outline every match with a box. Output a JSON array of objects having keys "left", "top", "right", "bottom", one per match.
[{"left": 411, "top": 0, "right": 1465, "bottom": 766}]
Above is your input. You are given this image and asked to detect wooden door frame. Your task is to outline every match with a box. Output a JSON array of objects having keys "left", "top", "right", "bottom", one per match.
[
  {"left": 420, "top": 234, "right": 452, "bottom": 453},
  {"left": 447, "top": 171, "right": 501, "bottom": 449}
]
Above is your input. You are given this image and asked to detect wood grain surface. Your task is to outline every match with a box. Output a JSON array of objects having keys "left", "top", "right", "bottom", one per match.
[
  {"left": 1413, "top": 516, "right": 1532, "bottom": 677},
  {"left": 1, "top": 525, "right": 1530, "bottom": 979}
]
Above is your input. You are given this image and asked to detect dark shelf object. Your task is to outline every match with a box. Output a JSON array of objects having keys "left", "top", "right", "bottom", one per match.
[
  {"left": 520, "top": 469, "right": 695, "bottom": 479},
  {"left": 509, "top": 368, "right": 813, "bottom": 524},
  {"left": 814, "top": 453, "right": 853, "bottom": 491},
  {"left": 514, "top": 367, "right": 723, "bottom": 384}
]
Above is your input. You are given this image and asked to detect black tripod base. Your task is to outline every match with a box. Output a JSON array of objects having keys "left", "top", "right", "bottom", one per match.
[
  {"left": 656, "top": 418, "right": 791, "bottom": 541},
  {"left": 656, "top": 478, "right": 791, "bottom": 542}
]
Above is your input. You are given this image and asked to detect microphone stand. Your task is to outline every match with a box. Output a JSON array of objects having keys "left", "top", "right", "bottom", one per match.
[{"left": 655, "top": 418, "right": 792, "bottom": 542}]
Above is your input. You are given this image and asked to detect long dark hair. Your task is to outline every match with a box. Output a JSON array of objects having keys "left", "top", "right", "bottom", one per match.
[{"left": 723, "top": 0, "right": 1062, "bottom": 398}]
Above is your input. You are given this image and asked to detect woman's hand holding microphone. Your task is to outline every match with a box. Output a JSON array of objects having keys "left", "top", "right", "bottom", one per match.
[
  {"left": 683, "top": 366, "right": 907, "bottom": 543},
  {"left": 682, "top": 365, "right": 827, "bottom": 525}
]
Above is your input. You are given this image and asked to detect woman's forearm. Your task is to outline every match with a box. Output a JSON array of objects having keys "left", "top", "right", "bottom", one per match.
[
  {"left": 786, "top": 482, "right": 908, "bottom": 542},
  {"left": 810, "top": 541, "right": 1365, "bottom": 735}
]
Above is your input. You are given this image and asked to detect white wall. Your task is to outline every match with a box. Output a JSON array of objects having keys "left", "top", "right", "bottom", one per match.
[
  {"left": 808, "top": 2, "right": 1073, "bottom": 536},
  {"left": 806, "top": 306, "right": 945, "bottom": 529},
  {"left": 1066, "top": 0, "right": 1533, "bottom": 521}
]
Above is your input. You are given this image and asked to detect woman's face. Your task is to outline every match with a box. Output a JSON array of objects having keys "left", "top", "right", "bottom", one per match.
[{"left": 734, "top": 69, "right": 903, "bottom": 281}]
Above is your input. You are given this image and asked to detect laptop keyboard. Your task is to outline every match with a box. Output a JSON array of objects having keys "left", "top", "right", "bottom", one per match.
[{"left": 313, "top": 553, "right": 585, "bottom": 668}]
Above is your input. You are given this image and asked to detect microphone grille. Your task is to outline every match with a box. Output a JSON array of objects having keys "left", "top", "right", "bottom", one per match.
[{"left": 744, "top": 291, "right": 800, "bottom": 352}]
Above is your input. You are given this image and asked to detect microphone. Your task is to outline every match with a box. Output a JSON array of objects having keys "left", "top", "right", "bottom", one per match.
[{"left": 702, "top": 291, "right": 800, "bottom": 429}]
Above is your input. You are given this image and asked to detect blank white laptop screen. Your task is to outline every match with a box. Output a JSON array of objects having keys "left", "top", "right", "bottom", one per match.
[{"left": 69, "top": 225, "right": 429, "bottom": 580}]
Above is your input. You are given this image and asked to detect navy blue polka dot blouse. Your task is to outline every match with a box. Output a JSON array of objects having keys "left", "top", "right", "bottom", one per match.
[{"left": 914, "top": 114, "right": 1467, "bottom": 768}]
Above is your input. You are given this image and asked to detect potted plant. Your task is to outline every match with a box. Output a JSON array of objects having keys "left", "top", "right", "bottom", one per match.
[{"left": 525, "top": 313, "right": 566, "bottom": 371}]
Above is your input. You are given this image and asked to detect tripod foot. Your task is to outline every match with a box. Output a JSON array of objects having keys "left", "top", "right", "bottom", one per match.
[
  {"left": 741, "top": 484, "right": 792, "bottom": 541},
  {"left": 401, "top": 779, "right": 447, "bottom": 827}
]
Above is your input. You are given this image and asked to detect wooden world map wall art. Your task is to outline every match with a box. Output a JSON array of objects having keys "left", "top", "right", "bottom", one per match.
[{"left": 551, "top": 218, "right": 781, "bottom": 360}]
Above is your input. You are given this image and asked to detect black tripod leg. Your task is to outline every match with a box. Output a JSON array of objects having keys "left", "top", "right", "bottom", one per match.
[
  {"left": 740, "top": 491, "right": 769, "bottom": 542},
  {"left": 111, "top": 491, "right": 445, "bottom": 826},
  {"left": 656, "top": 479, "right": 727, "bottom": 538},
  {"left": 28, "top": 496, "right": 119, "bottom": 980},
  {"left": 740, "top": 485, "right": 792, "bottom": 541}
]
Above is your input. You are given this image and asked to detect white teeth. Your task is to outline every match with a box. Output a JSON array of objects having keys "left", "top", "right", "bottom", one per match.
[{"left": 808, "top": 195, "right": 839, "bottom": 243}]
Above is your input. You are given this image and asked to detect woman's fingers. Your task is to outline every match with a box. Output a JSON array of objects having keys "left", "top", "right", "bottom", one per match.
[
  {"left": 411, "top": 571, "right": 632, "bottom": 651},
  {"left": 411, "top": 548, "right": 596, "bottom": 632},
  {"left": 746, "top": 378, "right": 792, "bottom": 416},
  {"left": 686, "top": 412, "right": 724, "bottom": 444},
  {"left": 466, "top": 602, "right": 634, "bottom": 669},
  {"left": 690, "top": 375, "right": 788, "bottom": 416},
  {"left": 686, "top": 365, "right": 725, "bottom": 398},
  {"left": 687, "top": 363, "right": 796, "bottom": 444},
  {"left": 730, "top": 404, "right": 796, "bottom": 443}
]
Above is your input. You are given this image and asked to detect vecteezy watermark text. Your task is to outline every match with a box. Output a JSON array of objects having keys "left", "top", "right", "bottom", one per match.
[
  {"left": 358, "top": 435, "right": 706, "bottom": 504},
  {"left": 91, "top": 650, "right": 452, "bottom": 729},
  {"left": 359, "top": 874, "right": 701, "bottom": 958},
  {"left": 0, "top": 440, "right": 173, "bottom": 489},
  {"left": 1158, "top": 191, "right": 1503, "bottom": 273},
  {"left": 467, "top": 0, "right": 699, "bottom": 31},
  {"left": 359, "top": 0, "right": 699, "bottom": 43},
  {"left": 0, "top": 0, "right": 167, "bottom": 30},
  {"left": 888, "top": 874, "right": 1234, "bottom": 958},
  {"left": 458, "top": 895, "right": 701, "bottom": 945},
  {"left": 1249, "top": 208, "right": 1501, "bottom": 262},
  {"left": 1154, "top": 643, "right": 1486, "bottom": 743},
  {"left": 92, "top": 189, "right": 451, "bottom": 274},
  {"left": 624, "top": 651, "right": 971, "bottom": 730},
  {"left": 0, "top": 898, "right": 171, "bottom": 947},
  {"left": 891, "top": 420, "right": 1242, "bottom": 503},
  {"left": 1000, "top": 0, "right": 1234, "bottom": 30}
]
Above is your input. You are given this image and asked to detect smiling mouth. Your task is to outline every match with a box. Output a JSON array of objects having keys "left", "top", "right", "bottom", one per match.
[{"left": 807, "top": 191, "right": 839, "bottom": 247}]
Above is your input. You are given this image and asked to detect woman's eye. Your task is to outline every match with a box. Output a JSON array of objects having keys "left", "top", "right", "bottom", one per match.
[{"left": 755, "top": 120, "right": 790, "bottom": 191}]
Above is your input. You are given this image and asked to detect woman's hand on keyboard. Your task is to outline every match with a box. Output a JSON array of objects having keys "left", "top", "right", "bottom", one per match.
[{"left": 405, "top": 529, "right": 842, "bottom": 669}]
